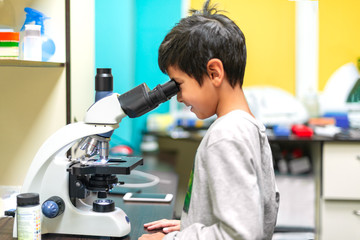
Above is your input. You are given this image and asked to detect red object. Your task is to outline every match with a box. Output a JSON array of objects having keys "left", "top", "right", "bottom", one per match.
[
  {"left": 291, "top": 124, "right": 313, "bottom": 137},
  {"left": 0, "top": 32, "right": 20, "bottom": 41},
  {"left": 111, "top": 145, "right": 134, "bottom": 156},
  {"left": 292, "top": 148, "right": 303, "bottom": 158}
]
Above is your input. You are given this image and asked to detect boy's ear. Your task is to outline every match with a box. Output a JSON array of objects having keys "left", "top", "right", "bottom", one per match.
[{"left": 207, "top": 58, "right": 224, "bottom": 87}]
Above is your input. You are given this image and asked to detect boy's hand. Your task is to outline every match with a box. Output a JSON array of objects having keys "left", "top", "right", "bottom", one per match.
[
  {"left": 144, "top": 219, "right": 180, "bottom": 233},
  {"left": 139, "top": 232, "right": 165, "bottom": 240}
]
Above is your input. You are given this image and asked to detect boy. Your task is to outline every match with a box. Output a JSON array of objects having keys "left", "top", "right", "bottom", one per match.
[{"left": 139, "top": 1, "right": 279, "bottom": 239}]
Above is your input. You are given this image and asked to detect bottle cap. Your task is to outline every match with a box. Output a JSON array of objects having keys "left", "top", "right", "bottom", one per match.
[
  {"left": 24, "top": 24, "right": 41, "bottom": 37},
  {"left": 21, "top": 7, "right": 49, "bottom": 35},
  {"left": 17, "top": 193, "right": 40, "bottom": 206}
]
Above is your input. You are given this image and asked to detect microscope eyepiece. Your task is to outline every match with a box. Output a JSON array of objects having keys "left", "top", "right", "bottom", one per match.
[
  {"left": 148, "top": 79, "right": 179, "bottom": 106},
  {"left": 95, "top": 68, "right": 113, "bottom": 92},
  {"left": 118, "top": 79, "right": 179, "bottom": 118}
]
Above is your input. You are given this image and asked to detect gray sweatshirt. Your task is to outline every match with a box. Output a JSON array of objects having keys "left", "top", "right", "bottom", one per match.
[{"left": 164, "top": 110, "right": 279, "bottom": 240}]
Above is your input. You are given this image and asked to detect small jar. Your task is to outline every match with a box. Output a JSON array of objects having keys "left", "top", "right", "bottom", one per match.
[
  {"left": 17, "top": 193, "right": 41, "bottom": 240},
  {"left": 23, "top": 24, "right": 42, "bottom": 61}
]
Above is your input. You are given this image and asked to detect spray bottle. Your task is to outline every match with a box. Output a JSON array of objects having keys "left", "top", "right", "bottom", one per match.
[{"left": 20, "top": 7, "right": 55, "bottom": 61}]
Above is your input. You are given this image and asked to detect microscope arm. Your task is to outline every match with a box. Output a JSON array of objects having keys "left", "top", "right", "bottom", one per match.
[
  {"left": 21, "top": 123, "right": 118, "bottom": 194},
  {"left": 84, "top": 93, "right": 126, "bottom": 125}
]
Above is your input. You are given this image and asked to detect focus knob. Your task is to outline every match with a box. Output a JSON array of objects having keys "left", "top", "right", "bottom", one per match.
[{"left": 42, "top": 196, "right": 65, "bottom": 218}]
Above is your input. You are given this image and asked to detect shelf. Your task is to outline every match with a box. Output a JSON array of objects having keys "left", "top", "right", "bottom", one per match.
[{"left": 0, "top": 59, "right": 65, "bottom": 68}]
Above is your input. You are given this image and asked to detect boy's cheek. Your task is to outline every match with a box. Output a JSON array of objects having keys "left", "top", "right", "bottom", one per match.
[{"left": 176, "top": 92, "right": 182, "bottom": 102}]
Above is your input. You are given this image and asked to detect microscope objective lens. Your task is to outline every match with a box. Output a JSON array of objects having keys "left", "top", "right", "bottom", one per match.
[{"left": 79, "top": 155, "right": 89, "bottom": 165}]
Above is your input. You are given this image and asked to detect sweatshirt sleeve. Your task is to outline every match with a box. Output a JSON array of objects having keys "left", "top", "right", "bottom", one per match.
[{"left": 163, "top": 138, "right": 265, "bottom": 240}]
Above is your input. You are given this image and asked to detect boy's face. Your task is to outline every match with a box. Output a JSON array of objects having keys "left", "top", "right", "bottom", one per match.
[{"left": 167, "top": 65, "right": 218, "bottom": 119}]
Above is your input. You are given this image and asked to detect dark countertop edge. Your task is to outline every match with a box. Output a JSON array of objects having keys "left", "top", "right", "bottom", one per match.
[{"left": 148, "top": 131, "right": 360, "bottom": 143}]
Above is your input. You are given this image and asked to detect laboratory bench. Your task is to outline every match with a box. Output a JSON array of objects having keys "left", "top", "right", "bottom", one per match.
[
  {"left": 147, "top": 130, "right": 360, "bottom": 240},
  {"left": 0, "top": 169, "right": 178, "bottom": 240}
]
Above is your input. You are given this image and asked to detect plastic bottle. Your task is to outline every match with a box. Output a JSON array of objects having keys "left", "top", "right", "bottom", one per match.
[
  {"left": 20, "top": 7, "right": 55, "bottom": 61},
  {"left": 301, "top": 88, "right": 319, "bottom": 118},
  {"left": 23, "top": 24, "right": 42, "bottom": 61},
  {"left": 16, "top": 193, "right": 41, "bottom": 240}
]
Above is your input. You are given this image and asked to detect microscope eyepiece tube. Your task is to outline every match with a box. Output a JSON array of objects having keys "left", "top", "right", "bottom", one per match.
[
  {"left": 95, "top": 68, "right": 113, "bottom": 92},
  {"left": 118, "top": 79, "right": 179, "bottom": 118}
]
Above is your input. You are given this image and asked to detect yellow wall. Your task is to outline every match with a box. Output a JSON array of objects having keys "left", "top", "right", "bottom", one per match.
[
  {"left": 190, "top": 0, "right": 360, "bottom": 94},
  {"left": 0, "top": 67, "right": 66, "bottom": 186},
  {"left": 319, "top": 0, "right": 360, "bottom": 91},
  {"left": 190, "top": 0, "right": 296, "bottom": 93}
]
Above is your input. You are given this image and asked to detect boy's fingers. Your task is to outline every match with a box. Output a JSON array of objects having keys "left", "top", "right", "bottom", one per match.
[
  {"left": 145, "top": 220, "right": 179, "bottom": 230},
  {"left": 144, "top": 221, "right": 159, "bottom": 227},
  {"left": 146, "top": 222, "right": 169, "bottom": 230},
  {"left": 163, "top": 226, "right": 180, "bottom": 233},
  {"left": 144, "top": 219, "right": 180, "bottom": 232},
  {"left": 144, "top": 219, "right": 167, "bottom": 227}
]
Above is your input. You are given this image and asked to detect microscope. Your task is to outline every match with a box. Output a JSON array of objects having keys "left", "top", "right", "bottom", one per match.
[{"left": 13, "top": 69, "right": 179, "bottom": 238}]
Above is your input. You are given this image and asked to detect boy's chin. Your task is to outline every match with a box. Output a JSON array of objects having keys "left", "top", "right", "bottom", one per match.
[
  {"left": 192, "top": 111, "right": 203, "bottom": 119},
  {"left": 194, "top": 112, "right": 214, "bottom": 120}
]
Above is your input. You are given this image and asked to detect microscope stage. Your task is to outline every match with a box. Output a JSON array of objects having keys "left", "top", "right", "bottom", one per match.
[{"left": 68, "top": 156, "right": 143, "bottom": 175}]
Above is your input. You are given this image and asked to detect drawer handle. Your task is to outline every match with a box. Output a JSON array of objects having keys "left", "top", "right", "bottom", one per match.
[{"left": 353, "top": 210, "right": 360, "bottom": 216}]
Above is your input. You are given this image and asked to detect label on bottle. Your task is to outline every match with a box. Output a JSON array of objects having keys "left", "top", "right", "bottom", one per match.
[{"left": 17, "top": 205, "right": 41, "bottom": 240}]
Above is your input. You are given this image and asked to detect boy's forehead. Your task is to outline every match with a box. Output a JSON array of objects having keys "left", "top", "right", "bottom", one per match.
[
  {"left": 166, "top": 65, "right": 182, "bottom": 77},
  {"left": 167, "top": 65, "right": 196, "bottom": 80},
  {"left": 167, "top": 66, "right": 203, "bottom": 84}
]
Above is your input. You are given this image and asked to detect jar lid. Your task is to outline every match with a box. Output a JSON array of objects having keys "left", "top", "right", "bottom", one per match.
[
  {"left": 24, "top": 24, "right": 41, "bottom": 37},
  {"left": 0, "top": 32, "right": 19, "bottom": 41},
  {"left": 17, "top": 193, "right": 40, "bottom": 206}
]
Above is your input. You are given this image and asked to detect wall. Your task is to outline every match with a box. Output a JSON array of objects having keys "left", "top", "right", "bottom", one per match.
[
  {"left": 0, "top": 68, "right": 66, "bottom": 186},
  {"left": 319, "top": 0, "right": 360, "bottom": 91},
  {"left": 0, "top": 0, "right": 67, "bottom": 186},
  {"left": 95, "top": 0, "right": 135, "bottom": 148},
  {"left": 95, "top": 0, "right": 182, "bottom": 151},
  {"left": 95, "top": 0, "right": 360, "bottom": 149},
  {"left": 191, "top": 0, "right": 360, "bottom": 93},
  {"left": 132, "top": 0, "right": 182, "bottom": 150},
  {"left": 190, "top": 0, "right": 296, "bottom": 93},
  {"left": 70, "top": 0, "right": 95, "bottom": 123}
]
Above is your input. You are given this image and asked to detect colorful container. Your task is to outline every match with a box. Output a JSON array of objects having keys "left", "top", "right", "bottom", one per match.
[{"left": 0, "top": 32, "right": 20, "bottom": 59}]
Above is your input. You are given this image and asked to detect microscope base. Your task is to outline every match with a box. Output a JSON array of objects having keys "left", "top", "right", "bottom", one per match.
[
  {"left": 42, "top": 205, "right": 131, "bottom": 237},
  {"left": 12, "top": 123, "right": 131, "bottom": 238}
]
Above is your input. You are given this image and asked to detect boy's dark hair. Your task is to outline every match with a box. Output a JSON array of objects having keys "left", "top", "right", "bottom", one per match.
[{"left": 158, "top": 0, "right": 247, "bottom": 88}]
